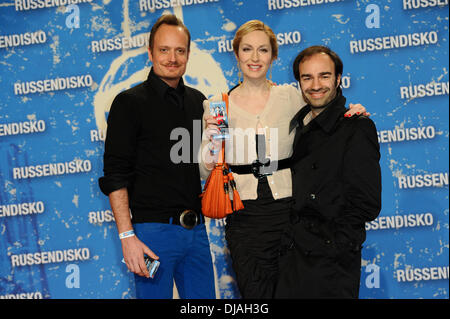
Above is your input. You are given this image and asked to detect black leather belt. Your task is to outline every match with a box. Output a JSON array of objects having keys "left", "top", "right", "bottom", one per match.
[
  {"left": 147, "top": 210, "right": 203, "bottom": 230},
  {"left": 229, "top": 157, "right": 292, "bottom": 179}
]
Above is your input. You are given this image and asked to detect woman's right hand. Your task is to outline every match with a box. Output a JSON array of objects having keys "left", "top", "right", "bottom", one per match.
[
  {"left": 204, "top": 115, "right": 222, "bottom": 150},
  {"left": 204, "top": 115, "right": 222, "bottom": 168},
  {"left": 204, "top": 115, "right": 220, "bottom": 140}
]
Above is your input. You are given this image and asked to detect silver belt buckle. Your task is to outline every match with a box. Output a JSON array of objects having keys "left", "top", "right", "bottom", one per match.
[
  {"left": 251, "top": 159, "right": 273, "bottom": 179},
  {"left": 180, "top": 209, "right": 198, "bottom": 230}
]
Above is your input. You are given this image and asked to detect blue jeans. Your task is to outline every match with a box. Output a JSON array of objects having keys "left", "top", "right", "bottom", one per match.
[{"left": 133, "top": 222, "right": 216, "bottom": 299}]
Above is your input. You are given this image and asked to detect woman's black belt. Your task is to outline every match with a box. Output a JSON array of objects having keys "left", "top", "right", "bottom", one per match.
[{"left": 229, "top": 157, "right": 292, "bottom": 179}]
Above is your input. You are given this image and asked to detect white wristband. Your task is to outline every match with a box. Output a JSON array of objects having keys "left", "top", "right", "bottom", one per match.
[{"left": 119, "top": 230, "right": 135, "bottom": 239}]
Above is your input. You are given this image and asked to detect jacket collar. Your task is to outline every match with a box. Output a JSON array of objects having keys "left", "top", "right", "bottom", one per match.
[
  {"left": 289, "top": 99, "right": 310, "bottom": 133},
  {"left": 312, "top": 90, "right": 347, "bottom": 134},
  {"left": 290, "top": 89, "right": 347, "bottom": 134}
]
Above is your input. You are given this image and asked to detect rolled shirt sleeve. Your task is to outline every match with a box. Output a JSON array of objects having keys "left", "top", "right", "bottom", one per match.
[{"left": 98, "top": 92, "right": 140, "bottom": 196}]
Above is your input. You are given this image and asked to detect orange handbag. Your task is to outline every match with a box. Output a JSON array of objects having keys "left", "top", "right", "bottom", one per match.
[{"left": 200, "top": 93, "right": 244, "bottom": 219}]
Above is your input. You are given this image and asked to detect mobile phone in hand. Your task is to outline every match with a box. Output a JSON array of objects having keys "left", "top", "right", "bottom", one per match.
[
  {"left": 144, "top": 255, "right": 160, "bottom": 279},
  {"left": 209, "top": 101, "right": 229, "bottom": 140},
  {"left": 121, "top": 256, "right": 160, "bottom": 279}
]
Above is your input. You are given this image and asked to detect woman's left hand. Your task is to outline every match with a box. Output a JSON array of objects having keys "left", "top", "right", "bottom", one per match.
[{"left": 345, "top": 103, "right": 370, "bottom": 117}]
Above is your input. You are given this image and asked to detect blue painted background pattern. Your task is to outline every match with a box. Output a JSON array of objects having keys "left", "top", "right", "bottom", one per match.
[{"left": 0, "top": 0, "right": 448, "bottom": 299}]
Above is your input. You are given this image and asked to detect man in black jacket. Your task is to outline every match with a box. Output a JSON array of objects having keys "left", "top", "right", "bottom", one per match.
[
  {"left": 98, "top": 14, "right": 215, "bottom": 299},
  {"left": 276, "top": 46, "right": 382, "bottom": 298}
]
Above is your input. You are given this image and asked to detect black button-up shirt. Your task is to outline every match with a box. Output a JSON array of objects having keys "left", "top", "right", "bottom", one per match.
[{"left": 99, "top": 68, "right": 205, "bottom": 223}]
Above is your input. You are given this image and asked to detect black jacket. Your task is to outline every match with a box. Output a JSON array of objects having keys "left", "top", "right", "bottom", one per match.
[
  {"left": 276, "top": 92, "right": 382, "bottom": 298},
  {"left": 98, "top": 68, "right": 205, "bottom": 223}
]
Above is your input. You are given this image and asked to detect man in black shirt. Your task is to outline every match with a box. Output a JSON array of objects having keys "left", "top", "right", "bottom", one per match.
[
  {"left": 99, "top": 14, "right": 215, "bottom": 299},
  {"left": 276, "top": 46, "right": 382, "bottom": 298}
]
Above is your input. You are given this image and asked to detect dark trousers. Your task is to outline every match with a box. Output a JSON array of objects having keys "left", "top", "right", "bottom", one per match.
[{"left": 225, "top": 177, "right": 292, "bottom": 299}]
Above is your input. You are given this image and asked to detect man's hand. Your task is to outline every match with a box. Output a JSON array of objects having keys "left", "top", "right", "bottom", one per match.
[{"left": 121, "top": 236, "right": 158, "bottom": 278}]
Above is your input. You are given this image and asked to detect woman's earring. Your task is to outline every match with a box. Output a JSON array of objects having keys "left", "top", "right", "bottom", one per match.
[
  {"left": 269, "top": 63, "right": 273, "bottom": 82},
  {"left": 237, "top": 63, "right": 242, "bottom": 85}
]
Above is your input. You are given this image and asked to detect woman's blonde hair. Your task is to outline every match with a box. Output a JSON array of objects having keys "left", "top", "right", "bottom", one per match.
[{"left": 232, "top": 20, "right": 278, "bottom": 60}]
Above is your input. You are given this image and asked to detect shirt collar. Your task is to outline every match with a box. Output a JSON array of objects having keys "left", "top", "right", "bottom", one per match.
[{"left": 146, "top": 67, "right": 186, "bottom": 99}]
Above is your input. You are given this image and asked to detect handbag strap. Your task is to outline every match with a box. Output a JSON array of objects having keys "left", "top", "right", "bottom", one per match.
[
  {"left": 222, "top": 92, "right": 229, "bottom": 114},
  {"left": 217, "top": 93, "right": 229, "bottom": 165}
]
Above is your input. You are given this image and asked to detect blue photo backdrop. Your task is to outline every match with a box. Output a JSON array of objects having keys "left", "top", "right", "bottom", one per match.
[{"left": 0, "top": 0, "right": 448, "bottom": 299}]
